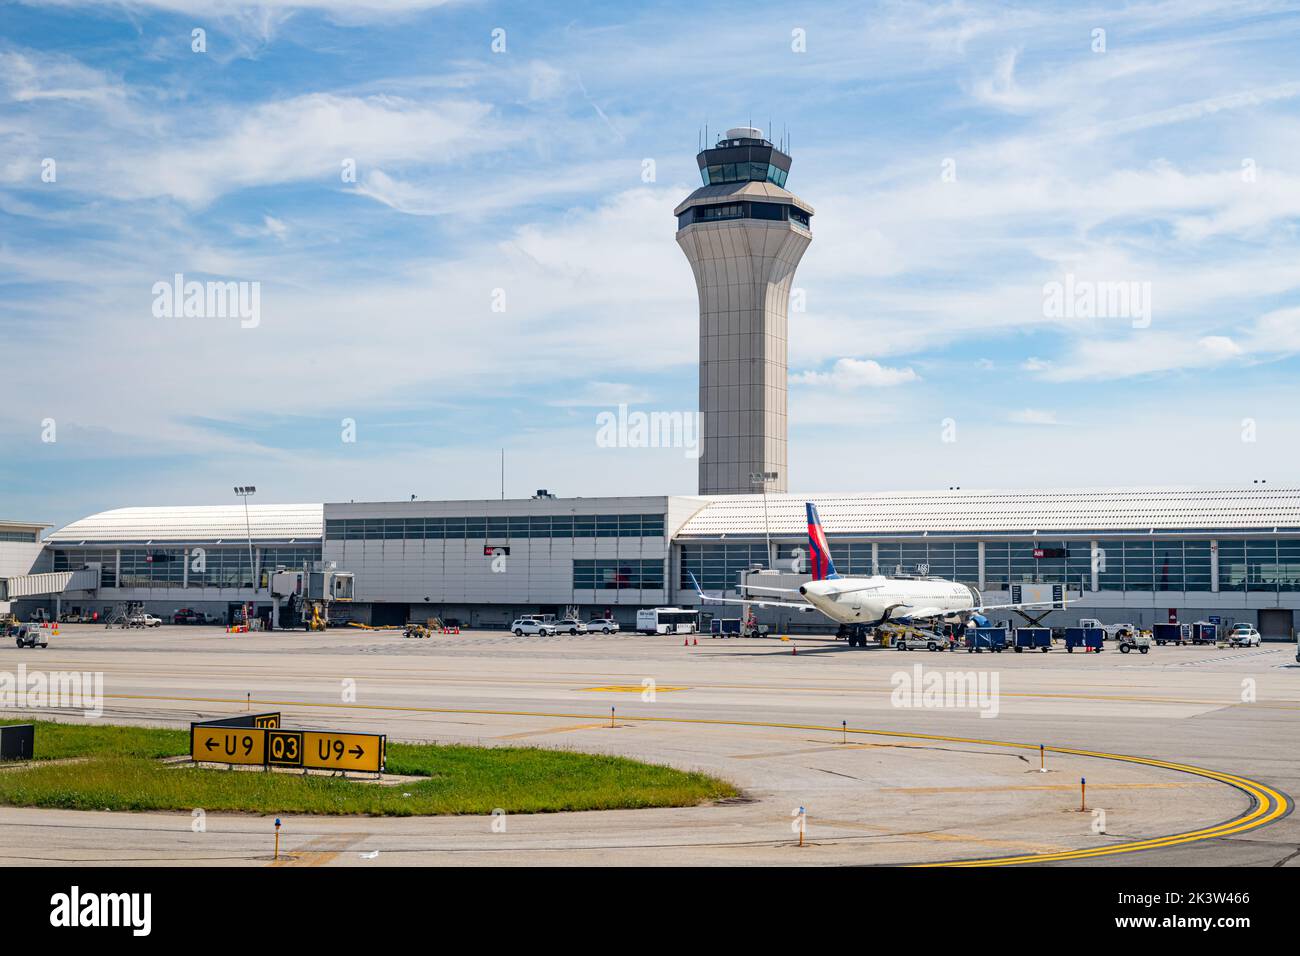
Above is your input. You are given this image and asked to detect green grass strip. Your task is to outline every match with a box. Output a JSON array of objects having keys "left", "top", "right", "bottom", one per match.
[{"left": 0, "top": 720, "right": 735, "bottom": 815}]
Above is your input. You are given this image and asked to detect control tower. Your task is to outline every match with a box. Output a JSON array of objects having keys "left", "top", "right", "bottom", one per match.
[{"left": 675, "top": 126, "right": 812, "bottom": 496}]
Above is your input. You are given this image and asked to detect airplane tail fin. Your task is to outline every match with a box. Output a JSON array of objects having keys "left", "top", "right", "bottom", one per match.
[{"left": 805, "top": 502, "right": 840, "bottom": 580}]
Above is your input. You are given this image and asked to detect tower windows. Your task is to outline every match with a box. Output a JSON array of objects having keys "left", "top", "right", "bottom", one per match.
[{"left": 677, "top": 201, "right": 812, "bottom": 230}]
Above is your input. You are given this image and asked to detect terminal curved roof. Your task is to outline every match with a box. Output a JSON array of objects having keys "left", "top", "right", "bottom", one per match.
[
  {"left": 46, "top": 504, "right": 323, "bottom": 544},
  {"left": 676, "top": 487, "right": 1300, "bottom": 538}
]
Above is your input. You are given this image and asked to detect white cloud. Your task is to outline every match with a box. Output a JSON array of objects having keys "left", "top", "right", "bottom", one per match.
[
  {"left": 1008, "top": 409, "right": 1061, "bottom": 426},
  {"left": 792, "top": 358, "right": 919, "bottom": 389}
]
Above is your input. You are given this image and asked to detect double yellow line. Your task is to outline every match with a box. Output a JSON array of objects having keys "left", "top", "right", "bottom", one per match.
[{"left": 102, "top": 692, "right": 1291, "bottom": 866}]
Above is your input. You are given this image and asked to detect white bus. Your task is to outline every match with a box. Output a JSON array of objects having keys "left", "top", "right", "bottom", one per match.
[{"left": 636, "top": 607, "right": 699, "bottom": 635}]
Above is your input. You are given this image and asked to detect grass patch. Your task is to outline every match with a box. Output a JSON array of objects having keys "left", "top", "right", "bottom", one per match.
[
  {"left": 0, "top": 719, "right": 187, "bottom": 760},
  {"left": 0, "top": 720, "right": 735, "bottom": 816}
]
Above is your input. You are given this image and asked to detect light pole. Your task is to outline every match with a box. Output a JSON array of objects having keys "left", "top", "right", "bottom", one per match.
[
  {"left": 233, "top": 485, "right": 257, "bottom": 598},
  {"left": 750, "top": 471, "right": 778, "bottom": 570}
]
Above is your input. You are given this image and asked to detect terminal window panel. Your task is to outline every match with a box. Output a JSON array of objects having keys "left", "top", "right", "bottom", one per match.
[
  {"left": 118, "top": 548, "right": 185, "bottom": 588},
  {"left": 186, "top": 548, "right": 256, "bottom": 589},
  {"left": 0, "top": 530, "right": 37, "bottom": 542},
  {"left": 679, "top": 543, "right": 768, "bottom": 591},
  {"left": 260, "top": 548, "right": 321, "bottom": 573},
  {"left": 1278, "top": 541, "right": 1300, "bottom": 591},
  {"left": 1183, "top": 541, "right": 1213, "bottom": 590},
  {"left": 828, "top": 543, "right": 872, "bottom": 575},
  {"left": 52, "top": 548, "right": 118, "bottom": 587},
  {"left": 1221, "top": 539, "right": 1300, "bottom": 592},
  {"left": 573, "top": 559, "right": 665, "bottom": 591},
  {"left": 324, "top": 514, "right": 664, "bottom": 542}
]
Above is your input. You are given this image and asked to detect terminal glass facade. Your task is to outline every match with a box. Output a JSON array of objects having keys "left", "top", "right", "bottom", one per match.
[
  {"left": 688, "top": 536, "right": 1300, "bottom": 593},
  {"left": 573, "top": 559, "right": 665, "bottom": 591},
  {"left": 52, "top": 548, "right": 118, "bottom": 587},
  {"left": 325, "top": 514, "right": 664, "bottom": 542},
  {"left": 679, "top": 543, "right": 770, "bottom": 591},
  {"left": 51, "top": 545, "right": 321, "bottom": 590}
]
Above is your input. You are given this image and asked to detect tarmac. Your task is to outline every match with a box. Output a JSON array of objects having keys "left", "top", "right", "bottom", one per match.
[{"left": 0, "top": 624, "right": 1296, "bottom": 866}]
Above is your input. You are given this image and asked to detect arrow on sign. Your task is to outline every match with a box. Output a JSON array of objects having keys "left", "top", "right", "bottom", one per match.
[
  {"left": 205, "top": 739, "right": 218, "bottom": 752},
  {"left": 350, "top": 745, "right": 364, "bottom": 758}
]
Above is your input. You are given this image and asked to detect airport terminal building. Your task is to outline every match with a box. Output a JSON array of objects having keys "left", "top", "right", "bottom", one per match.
[
  {"left": 9, "top": 485, "right": 1300, "bottom": 639},
  {"left": 7, "top": 132, "right": 1299, "bottom": 640}
]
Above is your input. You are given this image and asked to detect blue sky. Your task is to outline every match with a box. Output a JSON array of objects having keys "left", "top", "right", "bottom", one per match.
[{"left": 3, "top": 0, "right": 1300, "bottom": 528}]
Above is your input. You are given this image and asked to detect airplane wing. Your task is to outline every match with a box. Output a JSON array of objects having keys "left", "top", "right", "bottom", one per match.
[
  {"left": 689, "top": 573, "right": 819, "bottom": 612},
  {"left": 743, "top": 581, "right": 883, "bottom": 597},
  {"left": 823, "top": 582, "right": 886, "bottom": 596}
]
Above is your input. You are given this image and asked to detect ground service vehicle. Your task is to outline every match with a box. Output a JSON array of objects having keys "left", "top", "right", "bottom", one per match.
[
  {"left": 1227, "top": 624, "right": 1262, "bottom": 647},
  {"left": 1117, "top": 631, "right": 1152, "bottom": 654},
  {"left": 14, "top": 624, "right": 49, "bottom": 648},
  {"left": 892, "top": 630, "right": 948, "bottom": 651},
  {"left": 1078, "top": 618, "right": 1136, "bottom": 640},
  {"left": 636, "top": 608, "right": 698, "bottom": 634}
]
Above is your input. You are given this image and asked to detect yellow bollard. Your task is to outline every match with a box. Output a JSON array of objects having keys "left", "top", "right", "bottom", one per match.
[{"left": 1080, "top": 777, "right": 1087, "bottom": 812}]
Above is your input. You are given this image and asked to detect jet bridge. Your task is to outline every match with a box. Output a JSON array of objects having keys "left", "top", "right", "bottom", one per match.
[{"left": 0, "top": 567, "right": 101, "bottom": 602}]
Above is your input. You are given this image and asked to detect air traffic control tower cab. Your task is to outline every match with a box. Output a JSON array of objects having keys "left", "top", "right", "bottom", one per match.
[{"left": 675, "top": 127, "right": 813, "bottom": 496}]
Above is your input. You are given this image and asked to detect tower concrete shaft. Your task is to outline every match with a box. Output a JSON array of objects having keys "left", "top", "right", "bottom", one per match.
[{"left": 675, "top": 126, "right": 812, "bottom": 496}]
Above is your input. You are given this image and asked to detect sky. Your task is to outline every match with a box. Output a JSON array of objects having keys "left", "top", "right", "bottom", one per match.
[{"left": 3, "top": 0, "right": 1300, "bottom": 529}]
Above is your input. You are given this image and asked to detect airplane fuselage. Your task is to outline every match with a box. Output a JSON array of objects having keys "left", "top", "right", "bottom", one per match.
[{"left": 799, "top": 576, "right": 979, "bottom": 626}]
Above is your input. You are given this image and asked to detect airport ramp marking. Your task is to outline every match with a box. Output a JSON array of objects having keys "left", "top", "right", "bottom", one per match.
[
  {"left": 99, "top": 692, "right": 1291, "bottom": 867},
  {"left": 495, "top": 722, "right": 612, "bottom": 739},
  {"left": 885, "top": 782, "right": 1219, "bottom": 794},
  {"left": 580, "top": 685, "right": 688, "bottom": 693}
]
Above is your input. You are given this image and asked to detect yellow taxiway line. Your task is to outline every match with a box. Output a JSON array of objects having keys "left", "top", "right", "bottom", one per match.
[{"left": 101, "top": 692, "right": 1291, "bottom": 866}]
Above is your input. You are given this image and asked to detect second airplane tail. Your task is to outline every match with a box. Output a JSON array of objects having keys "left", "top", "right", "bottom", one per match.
[{"left": 805, "top": 502, "right": 840, "bottom": 580}]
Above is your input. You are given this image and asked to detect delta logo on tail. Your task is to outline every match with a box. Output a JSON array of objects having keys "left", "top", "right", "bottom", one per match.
[{"left": 805, "top": 503, "right": 840, "bottom": 580}]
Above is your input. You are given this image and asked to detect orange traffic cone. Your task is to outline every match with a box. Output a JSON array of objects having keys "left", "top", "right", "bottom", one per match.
[
  {"left": 792, "top": 644, "right": 798, "bottom": 655},
  {"left": 692, "top": 637, "right": 698, "bottom": 646},
  {"left": 683, "top": 636, "right": 689, "bottom": 646}
]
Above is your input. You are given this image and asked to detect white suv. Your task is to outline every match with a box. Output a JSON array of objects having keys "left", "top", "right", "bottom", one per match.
[
  {"left": 511, "top": 619, "right": 557, "bottom": 636},
  {"left": 1228, "top": 624, "right": 1262, "bottom": 647},
  {"left": 587, "top": 618, "right": 620, "bottom": 634}
]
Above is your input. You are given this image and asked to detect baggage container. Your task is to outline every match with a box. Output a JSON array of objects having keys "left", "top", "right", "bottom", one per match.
[
  {"left": 1065, "top": 627, "right": 1104, "bottom": 653},
  {"left": 966, "top": 627, "right": 1007, "bottom": 653},
  {"left": 1013, "top": 627, "right": 1052, "bottom": 652}
]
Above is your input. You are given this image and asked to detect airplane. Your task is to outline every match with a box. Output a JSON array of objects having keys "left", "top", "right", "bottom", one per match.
[{"left": 689, "top": 502, "right": 1067, "bottom": 634}]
